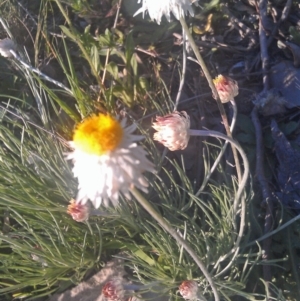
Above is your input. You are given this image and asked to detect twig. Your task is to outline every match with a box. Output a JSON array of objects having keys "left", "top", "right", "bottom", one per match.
[
  {"left": 267, "top": 0, "right": 293, "bottom": 47},
  {"left": 258, "top": 0, "right": 270, "bottom": 91},
  {"left": 251, "top": 108, "right": 274, "bottom": 208},
  {"left": 251, "top": 107, "right": 275, "bottom": 295},
  {"left": 174, "top": 30, "right": 258, "bottom": 53},
  {"left": 250, "top": 0, "right": 292, "bottom": 74},
  {"left": 256, "top": 0, "right": 276, "bottom": 293}
]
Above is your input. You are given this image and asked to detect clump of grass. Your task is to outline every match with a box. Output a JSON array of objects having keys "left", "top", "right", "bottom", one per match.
[{"left": 0, "top": 107, "right": 100, "bottom": 299}]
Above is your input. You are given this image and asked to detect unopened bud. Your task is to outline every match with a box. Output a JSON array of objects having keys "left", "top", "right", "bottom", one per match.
[
  {"left": 213, "top": 75, "right": 238, "bottom": 103},
  {"left": 102, "top": 278, "right": 125, "bottom": 301},
  {"left": 179, "top": 280, "right": 199, "bottom": 300},
  {"left": 67, "top": 199, "right": 90, "bottom": 222}
]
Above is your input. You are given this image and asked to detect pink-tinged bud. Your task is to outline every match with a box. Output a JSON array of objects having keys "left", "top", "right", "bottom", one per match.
[
  {"left": 213, "top": 75, "right": 238, "bottom": 103},
  {"left": 67, "top": 199, "right": 90, "bottom": 222},
  {"left": 179, "top": 280, "right": 199, "bottom": 300},
  {"left": 152, "top": 111, "right": 190, "bottom": 151},
  {"left": 102, "top": 279, "right": 125, "bottom": 301}
]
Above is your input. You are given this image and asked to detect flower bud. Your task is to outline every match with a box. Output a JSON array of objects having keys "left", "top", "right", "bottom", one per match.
[
  {"left": 213, "top": 75, "right": 238, "bottom": 103},
  {"left": 102, "top": 278, "right": 125, "bottom": 301},
  {"left": 179, "top": 280, "right": 199, "bottom": 300},
  {"left": 152, "top": 111, "right": 190, "bottom": 151},
  {"left": 67, "top": 199, "right": 90, "bottom": 222}
]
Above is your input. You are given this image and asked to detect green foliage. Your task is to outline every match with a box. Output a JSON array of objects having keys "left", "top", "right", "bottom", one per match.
[
  {"left": 122, "top": 158, "right": 257, "bottom": 300},
  {"left": 59, "top": 23, "right": 150, "bottom": 108}
]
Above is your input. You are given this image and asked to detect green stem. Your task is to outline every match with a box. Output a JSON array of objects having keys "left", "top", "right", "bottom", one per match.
[
  {"left": 196, "top": 99, "right": 238, "bottom": 196},
  {"left": 189, "top": 129, "right": 248, "bottom": 217},
  {"left": 179, "top": 17, "right": 242, "bottom": 183},
  {"left": 130, "top": 187, "right": 220, "bottom": 301}
]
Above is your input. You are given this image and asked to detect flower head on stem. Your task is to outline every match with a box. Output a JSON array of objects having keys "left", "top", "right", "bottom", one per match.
[
  {"left": 213, "top": 75, "right": 239, "bottom": 103},
  {"left": 66, "top": 114, "right": 155, "bottom": 208},
  {"left": 152, "top": 111, "right": 190, "bottom": 151}
]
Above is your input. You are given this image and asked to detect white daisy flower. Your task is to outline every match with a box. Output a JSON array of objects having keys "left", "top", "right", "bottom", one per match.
[
  {"left": 66, "top": 114, "right": 154, "bottom": 208},
  {"left": 152, "top": 111, "right": 190, "bottom": 151},
  {"left": 134, "top": 0, "right": 198, "bottom": 24}
]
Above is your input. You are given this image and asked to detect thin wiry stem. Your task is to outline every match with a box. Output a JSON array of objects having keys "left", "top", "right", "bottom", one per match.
[
  {"left": 246, "top": 214, "right": 300, "bottom": 248},
  {"left": 189, "top": 128, "right": 247, "bottom": 216},
  {"left": 196, "top": 99, "right": 238, "bottom": 196},
  {"left": 9, "top": 50, "right": 73, "bottom": 95},
  {"left": 174, "top": 29, "right": 187, "bottom": 111},
  {"left": 189, "top": 129, "right": 248, "bottom": 208},
  {"left": 189, "top": 129, "right": 249, "bottom": 277},
  {"left": 130, "top": 187, "right": 220, "bottom": 301},
  {"left": 179, "top": 16, "right": 242, "bottom": 183},
  {"left": 179, "top": 17, "right": 218, "bottom": 103}
]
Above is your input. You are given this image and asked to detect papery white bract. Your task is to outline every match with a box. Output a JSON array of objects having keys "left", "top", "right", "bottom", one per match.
[
  {"left": 0, "top": 38, "right": 16, "bottom": 58},
  {"left": 66, "top": 114, "right": 154, "bottom": 208},
  {"left": 152, "top": 111, "right": 190, "bottom": 151},
  {"left": 134, "top": 0, "right": 198, "bottom": 24}
]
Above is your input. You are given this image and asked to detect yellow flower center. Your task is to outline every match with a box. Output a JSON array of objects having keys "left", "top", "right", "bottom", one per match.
[
  {"left": 73, "top": 114, "right": 124, "bottom": 155},
  {"left": 213, "top": 75, "right": 225, "bottom": 85}
]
